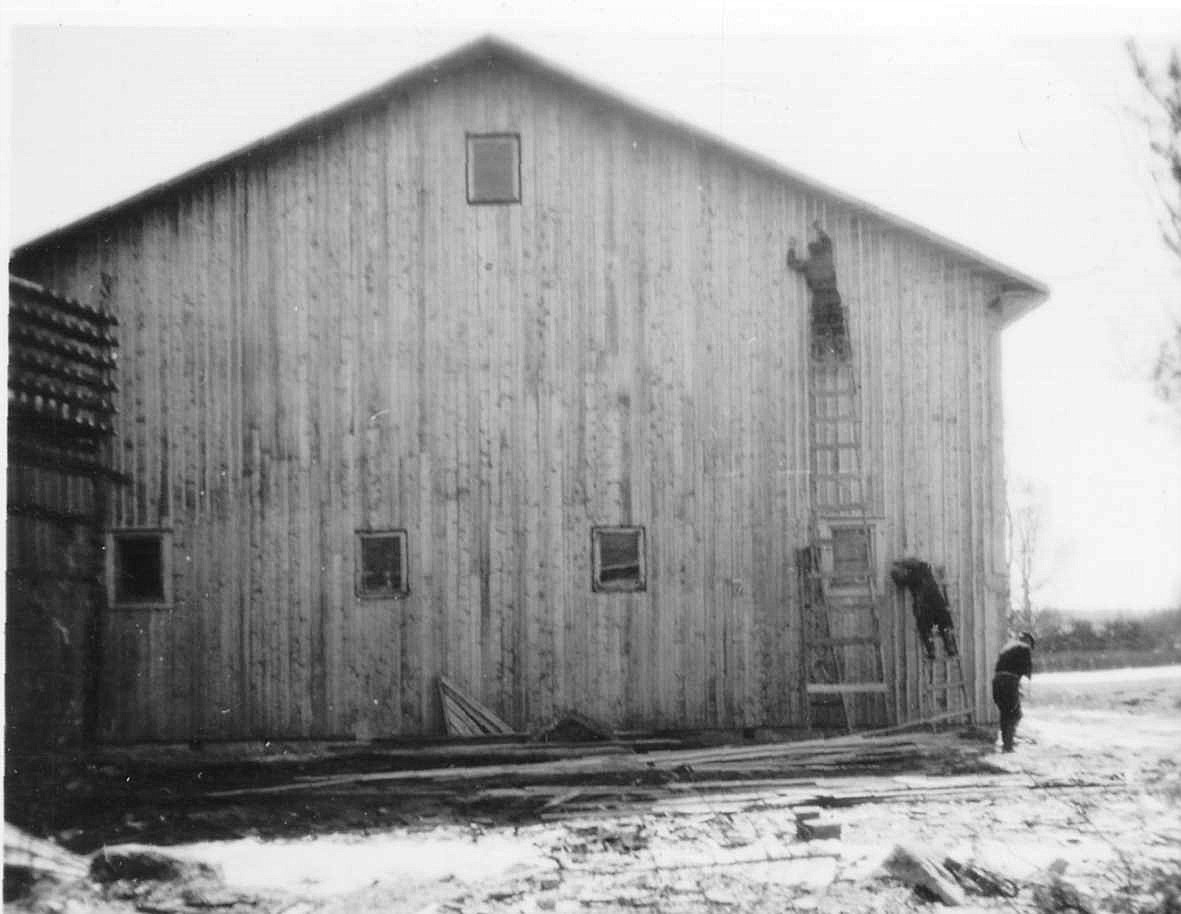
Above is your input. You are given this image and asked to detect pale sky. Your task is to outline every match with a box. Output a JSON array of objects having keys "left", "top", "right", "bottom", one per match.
[{"left": 4, "top": 0, "right": 1180, "bottom": 613}]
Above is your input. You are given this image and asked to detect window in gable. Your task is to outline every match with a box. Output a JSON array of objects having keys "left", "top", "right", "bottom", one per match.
[{"left": 467, "top": 133, "right": 521, "bottom": 204}]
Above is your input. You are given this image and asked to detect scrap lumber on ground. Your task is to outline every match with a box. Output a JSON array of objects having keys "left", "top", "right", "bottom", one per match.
[
  {"left": 943, "top": 858, "right": 1020, "bottom": 898},
  {"left": 483, "top": 772, "right": 1128, "bottom": 822},
  {"left": 3, "top": 824, "right": 90, "bottom": 882},
  {"left": 533, "top": 710, "right": 616, "bottom": 743},
  {"left": 208, "top": 751, "right": 649, "bottom": 798},
  {"left": 205, "top": 732, "right": 911, "bottom": 798},
  {"left": 207, "top": 732, "right": 956, "bottom": 799},
  {"left": 881, "top": 844, "right": 967, "bottom": 905},
  {"left": 797, "top": 815, "right": 842, "bottom": 841},
  {"left": 206, "top": 719, "right": 1125, "bottom": 805}
]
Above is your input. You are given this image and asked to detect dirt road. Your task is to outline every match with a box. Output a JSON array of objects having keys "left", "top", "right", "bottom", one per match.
[{"left": 10, "top": 666, "right": 1181, "bottom": 913}]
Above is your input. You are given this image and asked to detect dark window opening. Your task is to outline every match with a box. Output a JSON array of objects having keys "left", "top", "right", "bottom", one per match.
[
  {"left": 592, "top": 526, "right": 646, "bottom": 592},
  {"left": 112, "top": 532, "right": 167, "bottom": 604},
  {"left": 831, "top": 526, "right": 871, "bottom": 581},
  {"left": 467, "top": 133, "right": 521, "bottom": 204},
  {"left": 357, "top": 531, "right": 409, "bottom": 598}
]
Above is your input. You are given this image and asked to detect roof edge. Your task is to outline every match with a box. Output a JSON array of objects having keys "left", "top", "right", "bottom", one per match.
[
  {"left": 995, "top": 286, "right": 1051, "bottom": 328},
  {"left": 11, "top": 33, "right": 1048, "bottom": 297}
]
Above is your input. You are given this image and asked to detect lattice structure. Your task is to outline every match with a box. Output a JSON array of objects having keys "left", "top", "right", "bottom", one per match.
[{"left": 8, "top": 276, "right": 119, "bottom": 460}]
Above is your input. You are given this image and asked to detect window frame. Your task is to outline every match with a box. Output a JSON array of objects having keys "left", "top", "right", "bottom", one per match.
[
  {"left": 465, "top": 132, "right": 522, "bottom": 205},
  {"left": 355, "top": 529, "right": 411, "bottom": 600},
  {"left": 107, "top": 528, "right": 172, "bottom": 610},
  {"left": 831, "top": 526, "right": 872, "bottom": 581},
  {"left": 819, "top": 520, "right": 879, "bottom": 588},
  {"left": 591, "top": 525, "right": 647, "bottom": 593}
]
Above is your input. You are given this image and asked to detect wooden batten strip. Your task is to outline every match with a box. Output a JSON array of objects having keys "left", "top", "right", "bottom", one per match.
[
  {"left": 9, "top": 300, "right": 118, "bottom": 346},
  {"left": 8, "top": 326, "right": 118, "bottom": 369},
  {"left": 9, "top": 376, "right": 117, "bottom": 413},
  {"left": 9, "top": 275, "right": 120, "bottom": 325},
  {"left": 9, "top": 352, "right": 118, "bottom": 391}
]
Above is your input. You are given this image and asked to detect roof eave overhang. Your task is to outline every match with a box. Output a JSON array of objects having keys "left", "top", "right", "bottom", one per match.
[{"left": 994, "top": 284, "right": 1051, "bottom": 328}]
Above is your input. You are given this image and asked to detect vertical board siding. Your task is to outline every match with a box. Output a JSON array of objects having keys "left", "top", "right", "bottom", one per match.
[{"left": 14, "top": 59, "right": 1011, "bottom": 740}]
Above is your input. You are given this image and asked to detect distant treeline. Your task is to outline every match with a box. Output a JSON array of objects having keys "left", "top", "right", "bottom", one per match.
[{"left": 1009, "top": 607, "right": 1181, "bottom": 672}]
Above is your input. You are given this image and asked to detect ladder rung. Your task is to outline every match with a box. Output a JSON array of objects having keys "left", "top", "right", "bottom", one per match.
[
  {"left": 821, "top": 593, "right": 875, "bottom": 605},
  {"left": 806, "top": 682, "right": 889, "bottom": 695}
]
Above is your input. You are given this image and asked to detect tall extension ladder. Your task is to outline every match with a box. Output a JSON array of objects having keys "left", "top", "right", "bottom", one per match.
[{"left": 800, "top": 346, "right": 891, "bottom": 732}]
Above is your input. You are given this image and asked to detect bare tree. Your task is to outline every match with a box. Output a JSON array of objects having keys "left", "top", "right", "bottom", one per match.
[
  {"left": 1128, "top": 41, "right": 1181, "bottom": 410},
  {"left": 1007, "top": 479, "right": 1048, "bottom": 632}
]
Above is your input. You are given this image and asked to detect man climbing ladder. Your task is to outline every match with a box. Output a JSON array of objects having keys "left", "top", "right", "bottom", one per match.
[{"left": 788, "top": 220, "right": 850, "bottom": 359}]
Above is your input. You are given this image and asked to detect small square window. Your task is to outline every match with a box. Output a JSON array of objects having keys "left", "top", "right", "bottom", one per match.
[
  {"left": 467, "top": 133, "right": 521, "bottom": 204},
  {"left": 592, "top": 526, "right": 646, "bottom": 593},
  {"left": 109, "top": 530, "right": 170, "bottom": 606},
  {"left": 356, "top": 531, "right": 409, "bottom": 598},
  {"left": 831, "top": 526, "right": 871, "bottom": 581}
]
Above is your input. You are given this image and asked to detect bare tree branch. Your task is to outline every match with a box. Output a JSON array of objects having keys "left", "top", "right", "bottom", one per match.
[{"left": 1128, "top": 40, "right": 1181, "bottom": 412}]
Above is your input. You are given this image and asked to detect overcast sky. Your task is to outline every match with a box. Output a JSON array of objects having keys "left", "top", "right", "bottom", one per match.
[{"left": 4, "top": 0, "right": 1180, "bottom": 613}]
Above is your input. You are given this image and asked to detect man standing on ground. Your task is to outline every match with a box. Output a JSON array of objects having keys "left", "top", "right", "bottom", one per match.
[{"left": 992, "top": 632, "right": 1035, "bottom": 752}]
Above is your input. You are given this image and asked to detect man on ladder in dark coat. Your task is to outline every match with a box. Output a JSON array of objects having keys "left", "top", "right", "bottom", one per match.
[
  {"left": 992, "top": 632, "right": 1036, "bottom": 753},
  {"left": 788, "top": 220, "right": 850, "bottom": 359}
]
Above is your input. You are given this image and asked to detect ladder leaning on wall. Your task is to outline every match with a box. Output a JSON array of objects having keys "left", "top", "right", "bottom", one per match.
[
  {"left": 916, "top": 568, "right": 973, "bottom": 726},
  {"left": 799, "top": 333, "right": 891, "bottom": 733}
]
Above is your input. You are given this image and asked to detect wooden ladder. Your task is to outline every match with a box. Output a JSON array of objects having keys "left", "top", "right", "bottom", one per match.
[
  {"left": 920, "top": 652, "right": 973, "bottom": 725},
  {"left": 801, "top": 351, "right": 892, "bottom": 733},
  {"left": 918, "top": 572, "right": 973, "bottom": 725}
]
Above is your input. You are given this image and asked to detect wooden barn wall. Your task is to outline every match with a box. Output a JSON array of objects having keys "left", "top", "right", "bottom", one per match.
[
  {"left": 5, "top": 470, "right": 100, "bottom": 751},
  {"left": 15, "top": 61, "right": 1009, "bottom": 741}
]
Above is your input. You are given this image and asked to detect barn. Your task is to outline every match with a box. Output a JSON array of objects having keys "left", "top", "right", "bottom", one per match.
[{"left": 8, "top": 36, "right": 1047, "bottom": 746}]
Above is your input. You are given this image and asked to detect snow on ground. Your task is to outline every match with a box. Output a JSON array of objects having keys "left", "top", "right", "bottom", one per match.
[
  {"left": 179, "top": 829, "right": 555, "bottom": 897},
  {"left": 1030, "top": 664, "right": 1181, "bottom": 686},
  {"left": 10, "top": 666, "right": 1181, "bottom": 913}
]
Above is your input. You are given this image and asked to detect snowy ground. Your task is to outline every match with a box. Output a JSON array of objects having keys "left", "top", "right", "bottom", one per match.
[{"left": 11, "top": 666, "right": 1181, "bottom": 913}]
